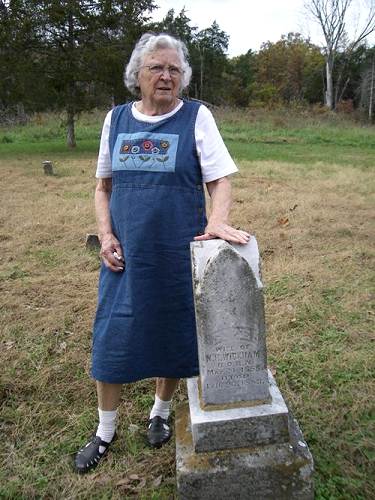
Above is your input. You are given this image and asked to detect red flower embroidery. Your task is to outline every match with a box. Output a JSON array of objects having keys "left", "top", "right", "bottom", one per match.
[{"left": 143, "top": 140, "right": 153, "bottom": 150}]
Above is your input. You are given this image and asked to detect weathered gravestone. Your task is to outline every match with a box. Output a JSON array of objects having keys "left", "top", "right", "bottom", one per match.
[
  {"left": 85, "top": 233, "right": 100, "bottom": 251},
  {"left": 42, "top": 160, "right": 54, "bottom": 175},
  {"left": 175, "top": 238, "right": 314, "bottom": 499}
]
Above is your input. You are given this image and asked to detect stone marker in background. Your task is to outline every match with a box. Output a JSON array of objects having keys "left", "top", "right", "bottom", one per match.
[
  {"left": 175, "top": 238, "right": 314, "bottom": 499},
  {"left": 42, "top": 160, "right": 54, "bottom": 175},
  {"left": 85, "top": 233, "right": 100, "bottom": 251}
]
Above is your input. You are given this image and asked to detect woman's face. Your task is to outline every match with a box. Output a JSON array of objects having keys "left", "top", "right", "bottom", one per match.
[{"left": 137, "top": 48, "right": 182, "bottom": 111}]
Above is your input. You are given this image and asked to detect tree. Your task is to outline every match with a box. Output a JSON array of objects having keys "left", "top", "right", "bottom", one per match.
[
  {"left": 152, "top": 7, "right": 197, "bottom": 45},
  {"left": 0, "top": 0, "right": 156, "bottom": 146},
  {"left": 0, "top": 1, "right": 49, "bottom": 120},
  {"left": 254, "top": 33, "right": 324, "bottom": 104},
  {"left": 359, "top": 46, "right": 375, "bottom": 119},
  {"left": 37, "top": 0, "right": 156, "bottom": 147},
  {"left": 226, "top": 50, "right": 257, "bottom": 106},
  {"left": 193, "top": 21, "right": 229, "bottom": 103},
  {"left": 93, "top": 0, "right": 158, "bottom": 106},
  {"left": 305, "top": 0, "right": 375, "bottom": 109},
  {"left": 331, "top": 42, "right": 371, "bottom": 105}
]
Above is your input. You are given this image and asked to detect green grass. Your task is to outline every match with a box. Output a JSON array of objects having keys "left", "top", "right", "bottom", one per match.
[
  {"left": 0, "top": 110, "right": 103, "bottom": 156},
  {"left": 221, "top": 117, "right": 375, "bottom": 168},
  {"left": 0, "top": 138, "right": 100, "bottom": 155},
  {"left": 1, "top": 107, "right": 374, "bottom": 168}
]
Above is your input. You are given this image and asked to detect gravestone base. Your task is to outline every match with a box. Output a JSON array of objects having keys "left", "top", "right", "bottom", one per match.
[
  {"left": 188, "top": 371, "right": 289, "bottom": 453},
  {"left": 176, "top": 402, "right": 314, "bottom": 500}
]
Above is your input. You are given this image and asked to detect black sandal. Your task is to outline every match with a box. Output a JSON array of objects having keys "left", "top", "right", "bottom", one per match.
[
  {"left": 147, "top": 416, "right": 171, "bottom": 448},
  {"left": 73, "top": 433, "right": 116, "bottom": 474}
]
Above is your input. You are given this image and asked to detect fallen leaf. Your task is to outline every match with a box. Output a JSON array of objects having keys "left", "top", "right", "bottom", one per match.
[
  {"left": 263, "top": 248, "right": 274, "bottom": 256},
  {"left": 136, "top": 478, "right": 146, "bottom": 489},
  {"left": 129, "top": 474, "right": 140, "bottom": 481},
  {"left": 93, "top": 475, "right": 110, "bottom": 486},
  {"left": 277, "top": 217, "right": 289, "bottom": 226},
  {"left": 152, "top": 475, "right": 163, "bottom": 487},
  {"left": 270, "top": 366, "right": 277, "bottom": 376},
  {"left": 116, "top": 478, "right": 130, "bottom": 487}
]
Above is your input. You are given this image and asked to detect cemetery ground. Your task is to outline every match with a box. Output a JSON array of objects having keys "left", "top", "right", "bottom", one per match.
[{"left": 0, "top": 108, "right": 374, "bottom": 499}]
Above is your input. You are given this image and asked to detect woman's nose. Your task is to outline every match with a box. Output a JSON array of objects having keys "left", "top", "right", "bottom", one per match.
[{"left": 160, "top": 68, "right": 172, "bottom": 79}]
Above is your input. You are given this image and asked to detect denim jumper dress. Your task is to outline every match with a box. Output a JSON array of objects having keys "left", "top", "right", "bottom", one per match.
[{"left": 91, "top": 101, "right": 207, "bottom": 383}]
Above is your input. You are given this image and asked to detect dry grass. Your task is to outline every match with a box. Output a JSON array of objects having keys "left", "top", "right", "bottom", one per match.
[{"left": 0, "top": 144, "right": 374, "bottom": 498}]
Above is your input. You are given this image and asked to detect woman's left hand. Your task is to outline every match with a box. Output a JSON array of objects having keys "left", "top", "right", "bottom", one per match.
[{"left": 194, "top": 222, "right": 250, "bottom": 245}]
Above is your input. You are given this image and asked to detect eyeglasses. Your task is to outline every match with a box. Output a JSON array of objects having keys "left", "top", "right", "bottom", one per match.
[{"left": 140, "top": 65, "right": 183, "bottom": 77}]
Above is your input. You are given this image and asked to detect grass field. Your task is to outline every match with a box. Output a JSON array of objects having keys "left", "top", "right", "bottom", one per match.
[{"left": 0, "top": 108, "right": 374, "bottom": 499}]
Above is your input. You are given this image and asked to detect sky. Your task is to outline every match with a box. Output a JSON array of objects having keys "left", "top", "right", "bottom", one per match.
[{"left": 151, "top": 0, "right": 374, "bottom": 56}]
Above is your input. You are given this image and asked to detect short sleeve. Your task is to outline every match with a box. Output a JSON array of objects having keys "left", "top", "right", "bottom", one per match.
[
  {"left": 96, "top": 110, "right": 113, "bottom": 178},
  {"left": 195, "top": 105, "right": 238, "bottom": 183}
]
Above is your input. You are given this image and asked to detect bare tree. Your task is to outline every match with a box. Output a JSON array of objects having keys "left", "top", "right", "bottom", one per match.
[
  {"left": 360, "top": 54, "right": 375, "bottom": 120},
  {"left": 368, "top": 56, "right": 375, "bottom": 119},
  {"left": 305, "top": 0, "right": 375, "bottom": 108}
]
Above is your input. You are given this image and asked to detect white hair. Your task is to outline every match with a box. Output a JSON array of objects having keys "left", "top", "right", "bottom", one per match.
[{"left": 124, "top": 33, "right": 192, "bottom": 95}]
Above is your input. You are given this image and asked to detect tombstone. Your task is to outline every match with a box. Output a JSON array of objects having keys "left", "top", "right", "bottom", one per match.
[
  {"left": 175, "top": 238, "right": 314, "bottom": 499},
  {"left": 42, "top": 160, "right": 54, "bottom": 175},
  {"left": 85, "top": 233, "right": 100, "bottom": 251}
]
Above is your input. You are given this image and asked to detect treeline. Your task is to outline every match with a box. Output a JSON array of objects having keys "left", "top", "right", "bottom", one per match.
[{"left": 0, "top": 1, "right": 374, "bottom": 145}]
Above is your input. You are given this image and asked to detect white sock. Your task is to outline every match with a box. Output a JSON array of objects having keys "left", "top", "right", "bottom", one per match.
[
  {"left": 149, "top": 394, "right": 172, "bottom": 420},
  {"left": 96, "top": 408, "right": 117, "bottom": 446}
]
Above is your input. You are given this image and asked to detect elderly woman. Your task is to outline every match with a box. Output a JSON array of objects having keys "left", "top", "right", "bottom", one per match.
[{"left": 74, "top": 32, "right": 250, "bottom": 473}]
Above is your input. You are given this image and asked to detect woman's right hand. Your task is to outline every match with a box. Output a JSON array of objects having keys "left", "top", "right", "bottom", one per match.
[{"left": 100, "top": 233, "right": 125, "bottom": 272}]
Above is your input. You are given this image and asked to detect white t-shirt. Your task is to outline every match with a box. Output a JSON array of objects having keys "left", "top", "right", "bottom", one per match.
[{"left": 96, "top": 101, "right": 238, "bottom": 183}]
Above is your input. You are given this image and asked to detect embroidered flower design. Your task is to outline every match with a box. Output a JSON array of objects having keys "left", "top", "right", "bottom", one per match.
[
  {"left": 143, "top": 140, "right": 153, "bottom": 151},
  {"left": 160, "top": 141, "right": 169, "bottom": 149},
  {"left": 121, "top": 144, "right": 130, "bottom": 153},
  {"left": 131, "top": 145, "right": 140, "bottom": 154},
  {"left": 151, "top": 147, "right": 160, "bottom": 154}
]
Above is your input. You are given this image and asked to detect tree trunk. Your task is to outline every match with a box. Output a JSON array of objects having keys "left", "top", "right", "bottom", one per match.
[
  {"left": 67, "top": 107, "right": 76, "bottom": 148},
  {"left": 369, "top": 57, "right": 374, "bottom": 121},
  {"left": 325, "top": 60, "right": 334, "bottom": 109},
  {"left": 199, "top": 45, "right": 204, "bottom": 101},
  {"left": 66, "top": 5, "right": 76, "bottom": 148}
]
